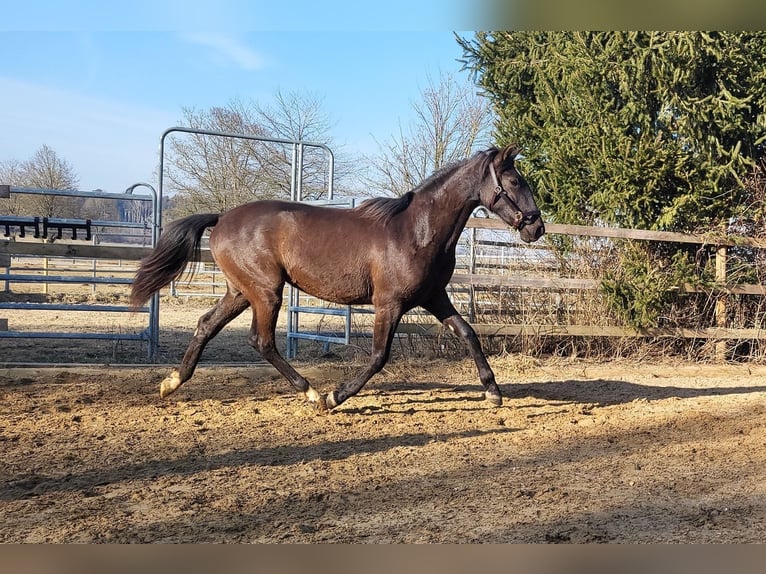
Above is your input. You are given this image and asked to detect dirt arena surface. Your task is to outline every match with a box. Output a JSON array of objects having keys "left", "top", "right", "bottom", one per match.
[{"left": 2, "top": 352, "right": 766, "bottom": 543}]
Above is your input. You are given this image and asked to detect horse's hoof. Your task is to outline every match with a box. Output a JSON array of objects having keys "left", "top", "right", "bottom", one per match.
[
  {"left": 304, "top": 388, "right": 327, "bottom": 412},
  {"left": 325, "top": 391, "right": 338, "bottom": 410},
  {"left": 485, "top": 392, "right": 503, "bottom": 407},
  {"left": 310, "top": 395, "right": 328, "bottom": 413},
  {"left": 159, "top": 370, "right": 182, "bottom": 398}
]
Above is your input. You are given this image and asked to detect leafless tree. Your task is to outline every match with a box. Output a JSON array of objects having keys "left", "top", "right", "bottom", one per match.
[
  {"left": 366, "top": 72, "right": 494, "bottom": 197},
  {"left": 0, "top": 145, "right": 80, "bottom": 217},
  {"left": 164, "top": 92, "right": 356, "bottom": 219},
  {"left": 251, "top": 90, "right": 347, "bottom": 202},
  {"left": 0, "top": 159, "right": 23, "bottom": 184},
  {"left": 0, "top": 159, "right": 25, "bottom": 215}
]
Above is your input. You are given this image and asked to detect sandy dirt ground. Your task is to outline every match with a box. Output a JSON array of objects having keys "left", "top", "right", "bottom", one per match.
[
  {"left": 2, "top": 298, "right": 766, "bottom": 543},
  {"left": 3, "top": 349, "right": 766, "bottom": 542}
]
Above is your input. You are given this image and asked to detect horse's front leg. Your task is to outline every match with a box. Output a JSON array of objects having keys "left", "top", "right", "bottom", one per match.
[
  {"left": 325, "top": 304, "right": 402, "bottom": 409},
  {"left": 422, "top": 289, "right": 502, "bottom": 406}
]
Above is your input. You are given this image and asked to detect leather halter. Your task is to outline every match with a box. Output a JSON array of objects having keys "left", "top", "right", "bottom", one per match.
[{"left": 488, "top": 163, "right": 541, "bottom": 231}]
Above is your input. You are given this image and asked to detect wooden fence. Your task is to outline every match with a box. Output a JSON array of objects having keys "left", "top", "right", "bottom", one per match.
[
  {"left": 3, "top": 215, "right": 766, "bottom": 351},
  {"left": 398, "top": 217, "right": 766, "bottom": 346}
]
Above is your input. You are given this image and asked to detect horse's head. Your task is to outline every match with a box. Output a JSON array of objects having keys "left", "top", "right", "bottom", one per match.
[{"left": 481, "top": 145, "right": 545, "bottom": 243}]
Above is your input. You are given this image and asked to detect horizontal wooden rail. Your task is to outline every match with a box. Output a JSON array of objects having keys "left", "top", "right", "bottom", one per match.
[
  {"left": 0, "top": 240, "right": 215, "bottom": 263},
  {"left": 451, "top": 273, "right": 600, "bottom": 290},
  {"left": 468, "top": 217, "right": 766, "bottom": 248},
  {"left": 397, "top": 322, "right": 766, "bottom": 340},
  {"left": 6, "top": 214, "right": 765, "bottom": 261},
  {"left": 450, "top": 274, "right": 766, "bottom": 296},
  {"left": 5, "top": 240, "right": 766, "bottom": 296}
]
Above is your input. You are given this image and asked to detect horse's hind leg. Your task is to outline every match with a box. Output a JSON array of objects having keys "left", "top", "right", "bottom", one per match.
[
  {"left": 160, "top": 289, "right": 249, "bottom": 398},
  {"left": 246, "top": 290, "right": 326, "bottom": 410}
]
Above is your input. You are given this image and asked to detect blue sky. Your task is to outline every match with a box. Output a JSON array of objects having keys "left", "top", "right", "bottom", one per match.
[{"left": 0, "top": 2, "right": 480, "bottom": 193}]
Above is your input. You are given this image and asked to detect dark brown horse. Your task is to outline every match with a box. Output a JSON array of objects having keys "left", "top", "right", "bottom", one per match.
[{"left": 130, "top": 144, "right": 545, "bottom": 410}]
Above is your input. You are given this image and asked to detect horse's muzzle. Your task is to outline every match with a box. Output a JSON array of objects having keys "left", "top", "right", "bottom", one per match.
[{"left": 518, "top": 216, "right": 545, "bottom": 243}]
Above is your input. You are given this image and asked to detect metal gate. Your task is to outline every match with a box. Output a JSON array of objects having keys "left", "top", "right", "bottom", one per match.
[
  {"left": 0, "top": 183, "right": 160, "bottom": 359},
  {"left": 157, "top": 127, "right": 348, "bottom": 360}
]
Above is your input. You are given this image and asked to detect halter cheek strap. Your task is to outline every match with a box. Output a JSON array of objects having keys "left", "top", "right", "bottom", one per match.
[{"left": 488, "top": 164, "right": 541, "bottom": 231}]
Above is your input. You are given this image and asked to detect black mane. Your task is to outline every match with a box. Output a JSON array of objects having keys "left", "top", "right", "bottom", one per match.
[
  {"left": 355, "top": 191, "right": 415, "bottom": 225},
  {"left": 354, "top": 149, "right": 499, "bottom": 225}
]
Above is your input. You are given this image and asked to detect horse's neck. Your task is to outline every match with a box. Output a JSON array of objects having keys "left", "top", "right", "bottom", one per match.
[{"left": 405, "top": 175, "right": 478, "bottom": 252}]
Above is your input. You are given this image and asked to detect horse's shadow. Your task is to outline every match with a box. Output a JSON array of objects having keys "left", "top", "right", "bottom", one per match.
[
  {"left": 337, "top": 392, "right": 491, "bottom": 415},
  {"left": 501, "top": 378, "right": 766, "bottom": 407},
  {"left": 140, "top": 371, "right": 766, "bottom": 415},
  {"left": 366, "top": 377, "right": 766, "bottom": 410}
]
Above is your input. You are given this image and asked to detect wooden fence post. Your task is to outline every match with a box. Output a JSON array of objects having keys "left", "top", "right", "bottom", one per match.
[
  {"left": 0, "top": 246, "right": 6, "bottom": 329},
  {"left": 1, "top": 253, "right": 8, "bottom": 294},
  {"left": 715, "top": 245, "right": 727, "bottom": 361},
  {"left": 1, "top": 186, "right": 9, "bottom": 294}
]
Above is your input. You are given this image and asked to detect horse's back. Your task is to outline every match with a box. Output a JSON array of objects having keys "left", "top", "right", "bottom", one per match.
[
  {"left": 212, "top": 200, "right": 376, "bottom": 246},
  {"left": 209, "top": 200, "right": 379, "bottom": 304}
]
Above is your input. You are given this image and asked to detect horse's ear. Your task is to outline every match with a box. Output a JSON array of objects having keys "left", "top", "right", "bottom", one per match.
[{"left": 500, "top": 143, "right": 521, "bottom": 163}]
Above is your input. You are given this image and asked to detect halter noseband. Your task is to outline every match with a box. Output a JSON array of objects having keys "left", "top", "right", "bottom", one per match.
[{"left": 488, "top": 163, "right": 541, "bottom": 231}]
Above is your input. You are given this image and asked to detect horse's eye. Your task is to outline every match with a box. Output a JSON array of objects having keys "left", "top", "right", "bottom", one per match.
[{"left": 508, "top": 178, "right": 519, "bottom": 187}]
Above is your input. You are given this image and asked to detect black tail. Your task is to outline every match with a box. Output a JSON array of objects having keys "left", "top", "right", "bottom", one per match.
[{"left": 130, "top": 213, "right": 219, "bottom": 309}]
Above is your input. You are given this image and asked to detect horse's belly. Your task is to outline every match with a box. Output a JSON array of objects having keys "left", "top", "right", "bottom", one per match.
[{"left": 287, "top": 267, "right": 372, "bottom": 306}]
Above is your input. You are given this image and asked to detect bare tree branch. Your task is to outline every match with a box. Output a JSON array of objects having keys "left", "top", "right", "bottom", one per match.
[
  {"left": 366, "top": 72, "right": 494, "bottom": 197},
  {"left": 0, "top": 146, "right": 80, "bottom": 217},
  {"left": 164, "top": 93, "right": 360, "bottom": 217}
]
